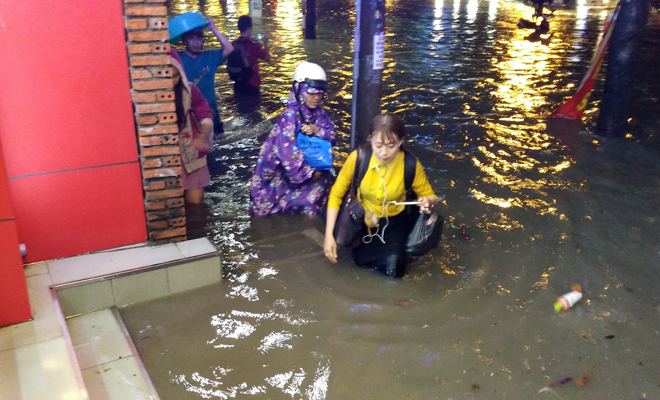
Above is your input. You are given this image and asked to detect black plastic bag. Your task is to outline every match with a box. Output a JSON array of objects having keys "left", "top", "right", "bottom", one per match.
[{"left": 405, "top": 212, "right": 443, "bottom": 256}]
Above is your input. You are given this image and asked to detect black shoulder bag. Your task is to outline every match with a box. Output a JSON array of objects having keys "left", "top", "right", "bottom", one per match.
[{"left": 333, "top": 148, "right": 372, "bottom": 248}]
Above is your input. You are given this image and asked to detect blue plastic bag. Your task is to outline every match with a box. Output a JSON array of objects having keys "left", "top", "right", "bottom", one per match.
[{"left": 296, "top": 126, "right": 333, "bottom": 170}]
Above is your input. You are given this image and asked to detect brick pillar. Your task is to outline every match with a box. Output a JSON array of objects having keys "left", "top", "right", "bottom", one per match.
[{"left": 123, "top": 0, "right": 187, "bottom": 242}]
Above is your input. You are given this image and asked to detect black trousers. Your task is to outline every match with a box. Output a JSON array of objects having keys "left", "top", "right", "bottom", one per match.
[
  {"left": 233, "top": 81, "right": 260, "bottom": 95},
  {"left": 352, "top": 212, "right": 415, "bottom": 277}
]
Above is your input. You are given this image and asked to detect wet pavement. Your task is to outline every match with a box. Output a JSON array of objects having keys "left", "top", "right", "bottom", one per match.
[{"left": 120, "top": 1, "right": 660, "bottom": 399}]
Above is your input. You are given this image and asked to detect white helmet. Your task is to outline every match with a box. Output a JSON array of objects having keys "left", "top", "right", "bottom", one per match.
[{"left": 293, "top": 62, "right": 327, "bottom": 92}]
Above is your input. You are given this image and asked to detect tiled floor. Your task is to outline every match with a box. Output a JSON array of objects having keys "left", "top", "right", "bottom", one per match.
[
  {"left": 68, "top": 309, "right": 155, "bottom": 400},
  {"left": 0, "top": 238, "right": 220, "bottom": 400},
  {"left": 0, "top": 263, "right": 87, "bottom": 400}
]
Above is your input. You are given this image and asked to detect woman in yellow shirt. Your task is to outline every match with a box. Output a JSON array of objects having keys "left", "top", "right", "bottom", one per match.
[{"left": 323, "top": 113, "right": 438, "bottom": 277}]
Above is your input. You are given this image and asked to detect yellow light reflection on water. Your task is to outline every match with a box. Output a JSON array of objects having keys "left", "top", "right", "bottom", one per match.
[
  {"left": 532, "top": 266, "right": 554, "bottom": 290},
  {"left": 385, "top": 0, "right": 400, "bottom": 7},
  {"left": 467, "top": 1, "right": 577, "bottom": 216},
  {"left": 271, "top": 0, "right": 306, "bottom": 81},
  {"left": 475, "top": 212, "right": 525, "bottom": 232},
  {"left": 470, "top": 189, "right": 516, "bottom": 208},
  {"left": 497, "top": 284, "right": 511, "bottom": 294}
]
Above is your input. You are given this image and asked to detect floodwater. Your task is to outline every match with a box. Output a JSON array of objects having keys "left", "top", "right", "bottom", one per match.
[{"left": 120, "top": 0, "right": 660, "bottom": 399}]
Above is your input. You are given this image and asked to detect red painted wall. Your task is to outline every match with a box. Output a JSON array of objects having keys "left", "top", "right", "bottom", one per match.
[
  {"left": 0, "top": 0, "right": 147, "bottom": 263},
  {"left": 0, "top": 141, "right": 32, "bottom": 326}
]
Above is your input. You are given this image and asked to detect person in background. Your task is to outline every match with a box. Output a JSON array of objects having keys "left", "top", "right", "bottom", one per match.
[
  {"left": 170, "top": 49, "right": 214, "bottom": 205},
  {"left": 250, "top": 62, "right": 335, "bottom": 216},
  {"left": 178, "top": 16, "right": 233, "bottom": 135},
  {"left": 231, "top": 15, "right": 271, "bottom": 95},
  {"left": 531, "top": 0, "right": 555, "bottom": 19},
  {"left": 323, "top": 113, "right": 438, "bottom": 277}
]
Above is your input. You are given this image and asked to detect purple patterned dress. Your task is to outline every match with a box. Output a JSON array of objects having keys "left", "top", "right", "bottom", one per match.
[{"left": 250, "top": 82, "right": 337, "bottom": 216}]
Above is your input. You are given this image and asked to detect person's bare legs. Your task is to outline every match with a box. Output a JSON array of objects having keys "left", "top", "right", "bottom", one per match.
[{"left": 185, "top": 188, "right": 205, "bottom": 205}]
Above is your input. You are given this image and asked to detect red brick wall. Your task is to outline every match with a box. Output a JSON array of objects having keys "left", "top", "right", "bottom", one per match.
[{"left": 123, "top": 0, "right": 187, "bottom": 241}]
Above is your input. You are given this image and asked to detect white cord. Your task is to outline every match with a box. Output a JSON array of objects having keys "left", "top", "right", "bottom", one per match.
[{"left": 362, "top": 156, "right": 398, "bottom": 245}]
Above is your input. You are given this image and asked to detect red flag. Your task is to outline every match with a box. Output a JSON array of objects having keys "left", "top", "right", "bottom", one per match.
[{"left": 549, "top": 4, "right": 620, "bottom": 119}]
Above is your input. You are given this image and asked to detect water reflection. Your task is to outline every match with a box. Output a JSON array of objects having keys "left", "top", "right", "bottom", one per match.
[
  {"left": 466, "top": 0, "right": 479, "bottom": 24},
  {"left": 434, "top": 0, "right": 443, "bottom": 21},
  {"left": 166, "top": 266, "right": 331, "bottom": 399},
  {"left": 452, "top": 0, "right": 461, "bottom": 21},
  {"left": 488, "top": 0, "right": 498, "bottom": 22}
]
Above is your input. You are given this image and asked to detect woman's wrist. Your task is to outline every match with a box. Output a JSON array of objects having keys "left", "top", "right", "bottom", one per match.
[{"left": 420, "top": 196, "right": 438, "bottom": 207}]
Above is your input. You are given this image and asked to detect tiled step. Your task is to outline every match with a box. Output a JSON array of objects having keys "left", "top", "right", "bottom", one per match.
[
  {"left": 53, "top": 238, "right": 222, "bottom": 318},
  {"left": 66, "top": 309, "right": 157, "bottom": 400}
]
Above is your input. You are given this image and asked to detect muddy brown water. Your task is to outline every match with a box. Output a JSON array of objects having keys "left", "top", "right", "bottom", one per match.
[{"left": 120, "top": 1, "right": 660, "bottom": 399}]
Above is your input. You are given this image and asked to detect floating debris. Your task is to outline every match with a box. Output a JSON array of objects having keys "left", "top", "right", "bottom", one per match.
[
  {"left": 605, "top": 335, "right": 615, "bottom": 339},
  {"left": 446, "top": 224, "right": 471, "bottom": 241},
  {"left": 575, "top": 373, "right": 591, "bottom": 386},
  {"left": 555, "top": 284, "right": 583, "bottom": 312},
  {"left": 550, "top": 377, "right": 572, "bottom": 386}
]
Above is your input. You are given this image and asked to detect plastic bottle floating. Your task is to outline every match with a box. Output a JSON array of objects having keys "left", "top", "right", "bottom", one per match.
[{"left": 554, "top": 283, "right": 583, "bottom": 312}]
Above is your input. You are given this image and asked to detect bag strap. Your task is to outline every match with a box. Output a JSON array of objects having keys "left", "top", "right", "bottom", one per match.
[
  {"left": 187, "top": 109, "right": 201, "bottom": 132},
  {"left": 234, "top": 41, "right": 250, "bottom": 68},
  {"left": 348, "top": 147, "right": 372, "bottom": 197},
  {"left": 404, "top": 151, "right": 417, "bottom": 200},
  {"left": 357, "top": 147, "right": 372, "bottom": 184}
]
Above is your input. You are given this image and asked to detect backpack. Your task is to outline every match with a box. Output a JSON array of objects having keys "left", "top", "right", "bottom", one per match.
[{"left": 226, "top": 41, "right": 253, "bottom": 82}]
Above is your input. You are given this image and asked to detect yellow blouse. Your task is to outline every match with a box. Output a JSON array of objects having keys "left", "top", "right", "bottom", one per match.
[{"left": 328, "top": 150, "right": 437, "bottom": 216}]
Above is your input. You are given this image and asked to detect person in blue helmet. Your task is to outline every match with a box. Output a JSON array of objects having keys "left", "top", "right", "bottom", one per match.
[{"left": 178, "top": 16, "right": 234, "bottom": 135}]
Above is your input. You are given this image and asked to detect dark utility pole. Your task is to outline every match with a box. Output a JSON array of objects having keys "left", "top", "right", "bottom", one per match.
[
  {"left": 350, "top": 0, "right": 386, "bottom": 149},
  {"left": 303, "top": 0, "right": 316, "bottom": 39},
  {"left": 596, "top": 0, "right": 651, "bottom": 137}
]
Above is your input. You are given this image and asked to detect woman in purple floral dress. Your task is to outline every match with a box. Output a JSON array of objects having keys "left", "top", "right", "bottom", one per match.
[{"left": 250, "top": 62, "right": 337, "bottom": 216}]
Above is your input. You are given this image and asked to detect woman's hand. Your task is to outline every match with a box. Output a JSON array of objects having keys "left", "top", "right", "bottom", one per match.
[
  {"left": 300, "top": 123, "right": 319, "bottom": 135},
  {"left": 417, "top": 196, "right": 438, "bottom": 214},
  {"left": 312, "top": 171, "right": 323, "bottom": 181},
  {"left": 324, "top": 208, "right": 340, "bottom": 263},
  {"left": 324, "top": 234, "right": 338, "bottom": 263},
  {"left": 192, "top": 134, "right": 208, "bottom": 152}
]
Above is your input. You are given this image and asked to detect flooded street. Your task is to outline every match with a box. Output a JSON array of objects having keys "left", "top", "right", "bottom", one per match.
[{"left": 120, "top": 0, "right": 660, "bottom": 399}]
